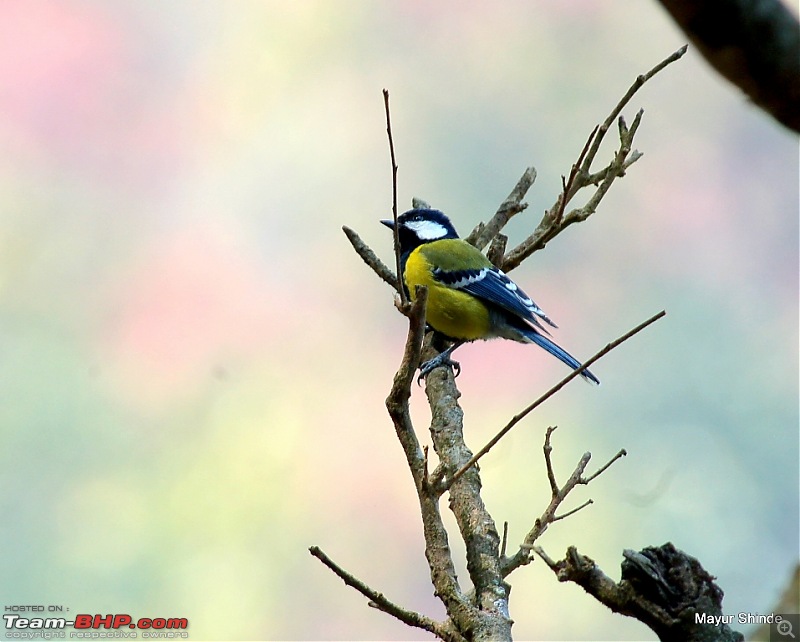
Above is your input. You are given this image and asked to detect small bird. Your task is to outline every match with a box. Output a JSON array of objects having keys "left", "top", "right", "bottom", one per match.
[{"left": 382, "top": 208, "right": 599, "bottom": 384}]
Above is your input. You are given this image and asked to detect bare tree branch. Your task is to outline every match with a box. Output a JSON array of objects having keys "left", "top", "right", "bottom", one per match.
[
  {"left": 422, "top": 364, "right": 512, "bottom": 639},
  {"left": 535, "top": 543, "right": 745, "bottom": 642},
  {"left": 656, "top": 0, "right": 800, "bottom": 133},
  {"left": 501, "top": 45, "right": 687, "bottom": 272},
  {"left": 331, "top": 45, "right": 699, "bottom": 641},
  {"left": 500, "top": 427, "right": 626, "bottom": 577},
  {"left": 383, "top": 288, "right": 490, "bottom": 637},
  {"left": 383, "top": 89, "right": 406, "bottom": 306},
  {"left": 308, "top": 546, "right": 463, "bottom": 642},
  {"left": 342, "top": 225, "right": 398, "bottom": 293},
  {"left": 583, "top": 45, "right": 687, "bottom": 170},
  {"left": 386, "top": 285, "right": 428, "bottom": 405},
  {"left": 486, "top": 233, "right": 508, "bottom": 268}
]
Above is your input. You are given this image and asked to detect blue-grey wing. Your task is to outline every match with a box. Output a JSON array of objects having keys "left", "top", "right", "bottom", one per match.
[{"left": 433, "top": 266, "right": 557, "bottom": 331}]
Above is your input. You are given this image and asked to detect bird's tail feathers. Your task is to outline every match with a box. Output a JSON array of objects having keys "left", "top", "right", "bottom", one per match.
[{"left": 521, "top": 327, "right": 600, "bottom": 385}]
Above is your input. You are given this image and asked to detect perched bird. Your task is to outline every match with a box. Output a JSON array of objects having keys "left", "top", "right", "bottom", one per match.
[{"left": 382, "top": 208, "right": 599, "bottom": 384}]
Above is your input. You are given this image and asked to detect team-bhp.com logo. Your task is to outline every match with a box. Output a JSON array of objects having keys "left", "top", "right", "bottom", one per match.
[{"left": 4, "top": 613, "right": 188, "bottom": 637}]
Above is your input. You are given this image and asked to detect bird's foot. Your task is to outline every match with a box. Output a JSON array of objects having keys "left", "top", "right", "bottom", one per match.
[{"left": 417, "top": 354, "right": 461, "bottom": 385}]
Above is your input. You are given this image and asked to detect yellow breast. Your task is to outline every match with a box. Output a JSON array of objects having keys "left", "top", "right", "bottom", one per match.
[{"left": 404, "top": 246, "right": 491, "bottom": 341}]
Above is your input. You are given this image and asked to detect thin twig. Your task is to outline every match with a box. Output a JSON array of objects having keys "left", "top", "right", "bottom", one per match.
[
  {"left": 383, "top": 89, "right": 405, "bottom": 307},
  {"left": 557, "top": 126, "right": 598, "bottom": 222},
  {"left": 532, "top": 545, "right": 559, "bottom": 570},
  {"left": 542, "top": 448, "right": 594, "bottom": 531},
  {"left": 544, "top": 426, "right": 559, "bottom": 496},
  {"left": 443, "top": 310, "right": 665, "bottom": 490},
  {"left": 552, "top": 498, "right": 594, "bottom": 522},
  {"left": 502, "top": 429, "right": 627, "bottom": 576},
  {"left": 560, "top": 112, "right": 642, "bottom": 230},
  {"left": 584, "top": 448, "right": 628, "bottom": 483},
  {"left": 501, "top": 46, "right": 687, "bottom": 272},
  {"left": 342, "top": 225, "right": 398, "bottom": 292},
  {"left": 309, "top": 546, "right": 456, "bottom": 640},
  {"left": 581, "top": 45, "right": 687, "bottom": 174}
]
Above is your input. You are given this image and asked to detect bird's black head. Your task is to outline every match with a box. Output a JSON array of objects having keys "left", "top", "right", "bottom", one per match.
[{"left": 381, "top": 208, "right": 459, "bottom": 254}]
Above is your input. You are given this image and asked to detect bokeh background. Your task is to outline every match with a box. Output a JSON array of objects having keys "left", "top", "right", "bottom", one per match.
[{"left": 1, "top": 2, "right": 797, "bottom": 641}]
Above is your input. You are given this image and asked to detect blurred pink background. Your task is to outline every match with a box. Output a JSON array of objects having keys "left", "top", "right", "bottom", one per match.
[{"left": 0, "top": 1, "right": 797, "bottom": 640}]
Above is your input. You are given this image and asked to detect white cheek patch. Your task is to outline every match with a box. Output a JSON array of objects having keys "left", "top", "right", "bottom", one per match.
[{"left": 407, "top": 220, "right": 448, "bottom": 240}]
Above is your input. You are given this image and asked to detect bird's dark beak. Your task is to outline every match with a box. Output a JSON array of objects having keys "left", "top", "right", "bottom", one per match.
[{"left": 380, "top": 219, "right": 394, "bottom": 229}]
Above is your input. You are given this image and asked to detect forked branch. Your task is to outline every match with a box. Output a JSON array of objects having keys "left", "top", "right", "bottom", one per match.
[
  {"left": 500, "top": 45, "right": 687, "bottom": 271},
  {"left": 500, "top": 427, "right": 627, "bottom": 577}
]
